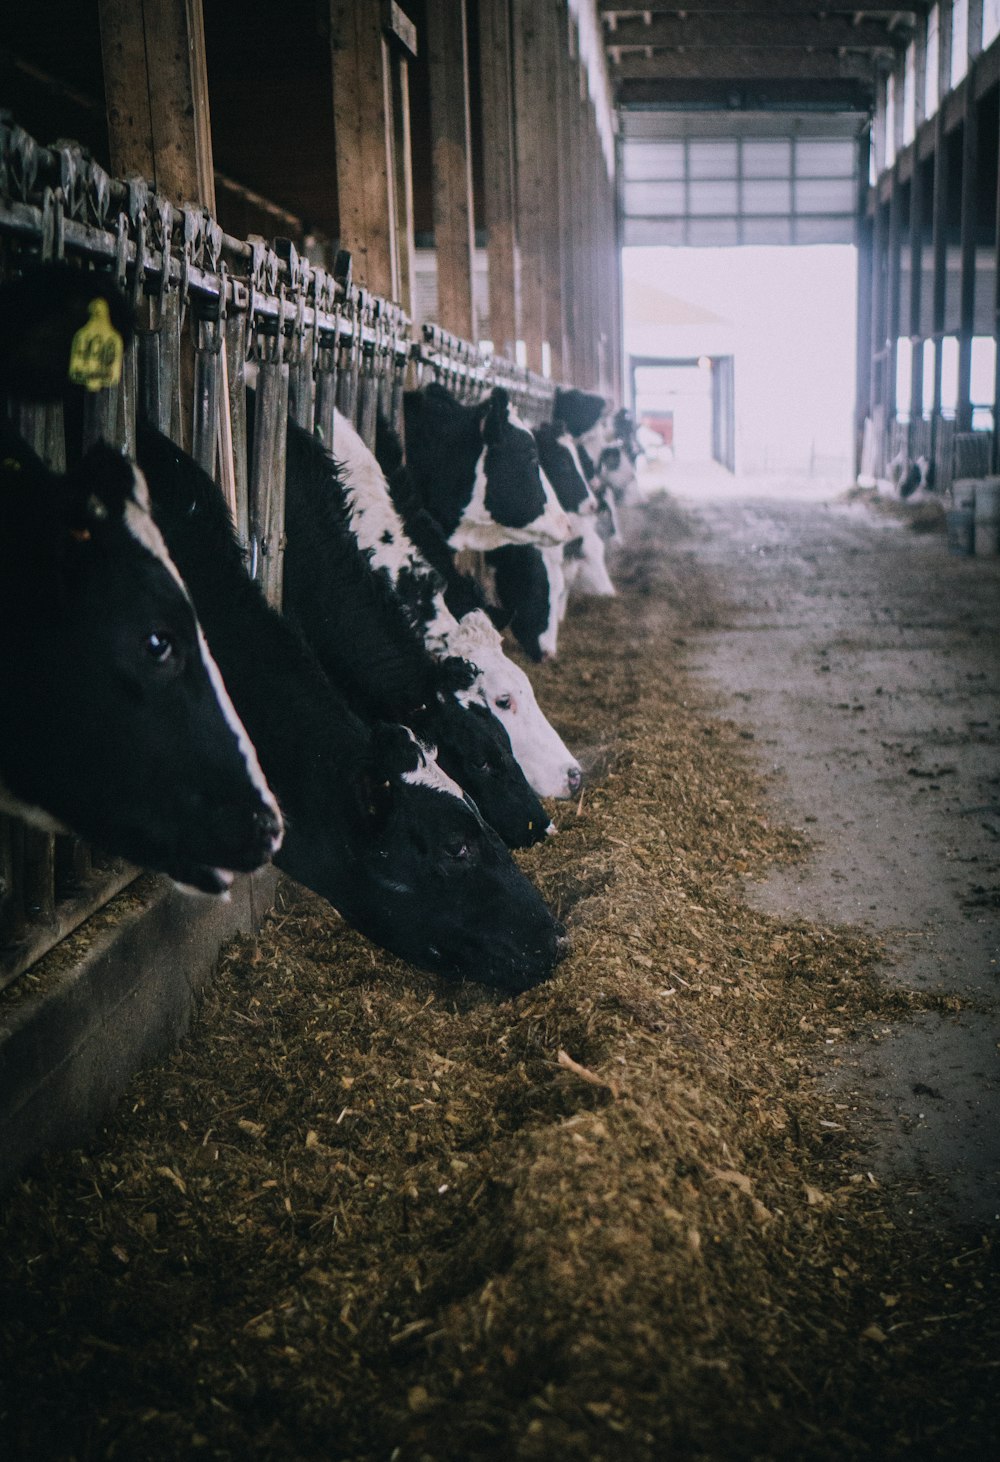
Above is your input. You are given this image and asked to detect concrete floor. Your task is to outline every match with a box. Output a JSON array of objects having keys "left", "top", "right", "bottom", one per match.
[{"left": 656, "top": 460, "right": 1000, "bottom": 1231}]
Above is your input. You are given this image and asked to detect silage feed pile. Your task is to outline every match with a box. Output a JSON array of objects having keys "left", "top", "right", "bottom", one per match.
[{"left": 1, "top": 496, "right": 997, "bottom": 1462}]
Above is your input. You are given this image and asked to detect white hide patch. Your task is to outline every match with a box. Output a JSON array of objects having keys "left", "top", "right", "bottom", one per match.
[
  {"left": 329, "top": 411, "right": 459, "bottom": 654},
  {"left": 538, "top": 545, "right": 565, "bottom": 657},
  {"left": 449, "top": 411, "right": 573, "bottom": 553},
  {"left": 122, "top": 465, "right": 284, "bottom": 851}
]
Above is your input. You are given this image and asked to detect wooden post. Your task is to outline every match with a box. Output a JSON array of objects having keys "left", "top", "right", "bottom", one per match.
[
  {"left": 511, "top": 0, "right": 548, "bottom": 371},
  {"left": 478, "top": 0, "right": 519, "bottom": 358},
  {"left": 930, "top": 109, "right": 949, "bottom": 418},
  {"left": 426, "top": 0, "right": 477, "bottom": 340},
  {"left": 99, "top": 0, "right": 216, "bottom": 209},
  {"left": 330, "top": 1, "right": 398, "bottom": 299},
  {"left": 388, "top": 43, "right": 417, "bottom": 317},
  {"left": 855, "top": 132, "right": 874, "bottom": 473},
  {"left": 540, "top": 0, "right": 566, "bottom": 381},
  {"left": 886, "top": 163, "right": 903, "bottom": 421},
  {"left": 957, "top": 76, "right": 979, "bottom": 430},
  {"left": 909, "top": 152, "right": 925, "bottom": 420}
]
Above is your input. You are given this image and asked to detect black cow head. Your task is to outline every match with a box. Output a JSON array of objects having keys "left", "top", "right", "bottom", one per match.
[
  {"left": 554, "top": 388, "right": 606, "bottom": 440},
  {"left": 534, "top": 422, "right": 592, "bottom": 514},
  {"left": 290, "top": 722, "right": 565, "bottom": 990},
  {"left": 422, "top": 694, "right": 551, "bottom": 848},
  {"left": 0, "top": 441, "right": 282, "bottom": 893}
]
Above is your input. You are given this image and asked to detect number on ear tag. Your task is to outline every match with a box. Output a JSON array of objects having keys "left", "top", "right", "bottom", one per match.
[{"left": 68, "top": 298, "right": 123, "bottom": 392}]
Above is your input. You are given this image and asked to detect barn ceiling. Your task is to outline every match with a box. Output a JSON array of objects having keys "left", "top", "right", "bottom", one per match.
[{"left": 600, "top": 2, "right": 929, "bottom": 112}]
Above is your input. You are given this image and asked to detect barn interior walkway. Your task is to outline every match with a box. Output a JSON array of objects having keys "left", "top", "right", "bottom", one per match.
[{"left": 656, "top": 464, "right": 1000, "bottom": 1229}]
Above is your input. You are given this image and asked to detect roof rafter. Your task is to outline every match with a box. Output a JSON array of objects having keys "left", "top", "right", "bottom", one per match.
[
  {"left": 604, "top": 15, "right": 910, "bottom": 50},
  {"left": 608, "top": 48, "right": 881, "bottom": 80}
]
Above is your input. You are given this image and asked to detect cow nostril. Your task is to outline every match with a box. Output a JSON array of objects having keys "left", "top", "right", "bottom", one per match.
[
  {"left": 566, "top": 766, "right": 583, "bottom": 796},
  {"left": 554, "top": 929, "right": 571, "bottom": 963}
]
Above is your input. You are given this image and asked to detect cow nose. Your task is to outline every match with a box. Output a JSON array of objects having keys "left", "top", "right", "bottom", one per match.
[
  {"left": 554, "top": 924, "right": 571, "bottom": 963},
  {"left": 566, "top": 765, "right": 583, "bottom": 796},
  {"left": 255, "top": 804, "right": 284, "bottom": 853}
]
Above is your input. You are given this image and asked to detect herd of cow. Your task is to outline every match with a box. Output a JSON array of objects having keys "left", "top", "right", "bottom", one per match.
[{"left": 0, "top": 265, "right": 646, "bottom": 994}]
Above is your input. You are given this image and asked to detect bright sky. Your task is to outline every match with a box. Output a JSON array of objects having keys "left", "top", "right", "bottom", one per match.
[{"left": 622, "top": 245, "right": 858, "bottom": 476}]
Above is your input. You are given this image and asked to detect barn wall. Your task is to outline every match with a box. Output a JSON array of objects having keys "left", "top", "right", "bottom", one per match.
[{"left": 862, "top": 6, "right": 1000, "bottom": 482}]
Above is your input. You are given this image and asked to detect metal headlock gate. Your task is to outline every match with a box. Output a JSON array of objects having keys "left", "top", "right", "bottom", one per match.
[{"left": 0, "top": 117, "right": 560, "bottom": 995}]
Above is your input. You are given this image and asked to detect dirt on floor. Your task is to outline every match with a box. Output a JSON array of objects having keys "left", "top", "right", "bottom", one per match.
[{"left": 1, "top": 492, "right": 997, "bottom": 1462}]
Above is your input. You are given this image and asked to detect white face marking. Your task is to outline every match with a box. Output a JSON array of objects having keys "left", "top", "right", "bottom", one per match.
[
  {"left": 400, "top": 730, "right": 467, "bottom": 801},
  {"left": 121, "top": 466, "right": 283, "bottom": 850},
  {"left": 445, "top": 613, "right": 580, "bottom": 800},
  {"left": 565, "top": 516, "right": 616, "bottom": 599}
]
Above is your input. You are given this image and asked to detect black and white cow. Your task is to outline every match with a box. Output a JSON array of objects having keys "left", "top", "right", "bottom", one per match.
[
  {"left": 137, "top": 422, "right": 566, "bottom": 990},
  {"left": 554, "top": 387, "right": 643, "bottom": 516},
  {"left": 0, "top": 266, "right": 282, "bottom": 894},
  {"left": 0, "top": 434, "right": 283, "bottom": 894},
  {"left": 271, "top": 399, "right": 552, "bottom": 849},
  {"left": 535, "top": 421, "right": 615, "bottom": 605},
  {"left": 344, "top": 410, "right": 585, "bottom": 798},
  {"left": 403, "top": 383, "right": 572, "bottom": 551}
]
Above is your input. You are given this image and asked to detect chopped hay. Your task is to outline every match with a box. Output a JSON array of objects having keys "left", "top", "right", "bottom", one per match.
[{"left": 1, "top": 496, "right": 996, "bottom": 1462}]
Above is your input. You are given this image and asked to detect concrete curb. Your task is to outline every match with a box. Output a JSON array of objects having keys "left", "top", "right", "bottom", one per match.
[{"left": 0, "top": 866, "right": 278, "bottom": 1193}]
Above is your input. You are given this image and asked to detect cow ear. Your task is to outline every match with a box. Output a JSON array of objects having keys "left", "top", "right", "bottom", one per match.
[
  {"left": 60, "top": 443, "right": 146, "bottom": 544},
  {"left": 438, "top": 655, "right": 478, "bottom": 694},
  {"left": 481, "top": 387, "right": 510, "bottom": 444}
]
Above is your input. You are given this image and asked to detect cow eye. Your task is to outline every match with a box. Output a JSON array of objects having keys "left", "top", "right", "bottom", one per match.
[
  {"left": 444, "top": 838, "right": 469, "bottom": 861},
  {"left": 494, "top": 694, "right": 513, "bottom": 711},
  {"left": 145, "top": 630, "right": 175, "bottom": 664}
]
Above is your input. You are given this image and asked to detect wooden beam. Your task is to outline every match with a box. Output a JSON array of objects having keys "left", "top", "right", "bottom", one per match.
[
  {"left": 426, "top": 0, "right": 476, "bottom": 340},
  {"left": 606, "top": 15, "right": 908, "bottom": 50},
  {"left": 609, "top": 49, "right": 881, "bottom": 82},
  {"left": 387, "top": 45, "right": 416, "bottom": 317},
  {"left": 478, "top": 0, "right": 518, "bottom": 358},
  {"left": 908, "top": 143, "right": 926, "bottom": 412},
  {"left": 599, "top": 1, "right": 929, "bottom": 13},
  {"left": 99, "top": 0, "right": 216, "bottom": 208},
  {"left": 330, "top": 1, "right": 397, "bottom": 299}
]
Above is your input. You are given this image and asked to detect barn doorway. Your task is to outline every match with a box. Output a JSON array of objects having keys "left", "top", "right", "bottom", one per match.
[{"left": 629, "top": 355, "right": 735, "bottom": 470}]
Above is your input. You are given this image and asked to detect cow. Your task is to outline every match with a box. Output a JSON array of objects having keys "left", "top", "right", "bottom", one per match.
[
  {"left": 136, "top": 421, "right": 567, "bottom": 990},
  {"left": 554, "top": 388, "right": 643, "bottom": 515},
  {"left": 534, "top": 421, "right": 615, "bottom": 604},
  {"left": 350, "top": 410, "right": 585, "bottom": 798},
  {"left": 0, "top": 266, "right": 283, "bottom": 895},
  {"left": 0, "top": 434, "right": 283, "bottom": 895},
  {"left": 270, "top": 397, "right": 552, "bottom": 849},
  {"left": 402, "top": 383, "right": 572, "bottom": 551}
]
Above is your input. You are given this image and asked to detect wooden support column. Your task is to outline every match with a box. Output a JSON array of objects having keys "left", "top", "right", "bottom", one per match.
[
  {"left": 930, "top": 108, "right": 949, "bottom": 417},
  {"left": 870, "top": 192, "right": 888, "bottom": 421},
  {"left": 909, "top": 149, "right": 925, "bottom": 418},
  {"left": 330, "top": 2, "right": 403, "bottom": 300},
  {"left": 540, "top": 0, "right": 566, "bottom": 381},
  {"left": 564, "top": 20, "right": 586, "bottom": 384},
  {"left": 388, "top": 42, "right": 417, "bottom": 317},
  {"left": 100, "top": 0, "right": 216, "bottom": 209},
  {"left": 426, "top": 0, "right": 476, "bottom": 340},
  {"left": 511, "top": 0, "right": 547, "bottom": 371},
  {"left": 957, "top": 76, "right": 979, "bottom": 430},
  {"left": 993, "top": 81, "right": 1000, "bottom": 467},
  {"left": 886, "top": 163, "right": 903, "bottom": 421},
  {"left": 855, "top": 132, "right": 874, "bottom": 472},
  {"left": 478, "top": 0, "right": 519, "bottom": 358},
  {"left": 554, "top": 4, "right": 576, "bottom": 379}
]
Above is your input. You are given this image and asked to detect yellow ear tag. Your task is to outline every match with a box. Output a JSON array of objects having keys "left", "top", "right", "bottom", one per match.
[{"left": 68, "top": 298, "right": 123, "bottom": 392}]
